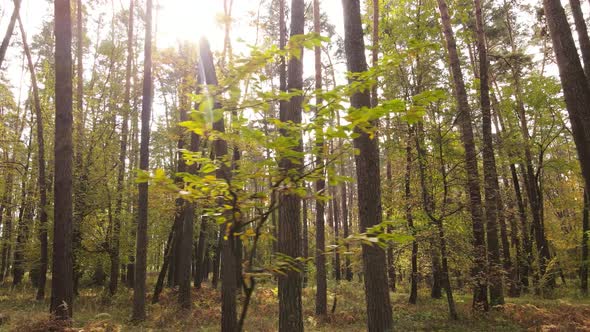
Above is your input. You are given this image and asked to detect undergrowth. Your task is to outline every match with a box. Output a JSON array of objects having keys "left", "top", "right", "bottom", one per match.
[{"left": 0, "top": 279, "right": 588, "bottom": 331}]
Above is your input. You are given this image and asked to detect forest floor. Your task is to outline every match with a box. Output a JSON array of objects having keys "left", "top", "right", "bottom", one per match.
[{"left": 0, "top": 278, "right": 589, "bottom": 331}]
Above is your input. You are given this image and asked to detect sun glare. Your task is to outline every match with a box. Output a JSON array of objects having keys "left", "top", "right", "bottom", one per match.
[{"left": 157, "top": 0, "right": 224, "bottom": 49}]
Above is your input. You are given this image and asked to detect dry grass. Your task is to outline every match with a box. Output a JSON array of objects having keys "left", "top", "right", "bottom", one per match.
[{"left": 0, "top": 280, "right": 589, "bottom": 331}]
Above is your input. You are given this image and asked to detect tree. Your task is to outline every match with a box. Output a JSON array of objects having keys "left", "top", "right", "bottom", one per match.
[
  {"left": 51, "top": 0, "right": 74, "bottom": 320},
  {"left": 278, "top": 0, "right": 305, "bottom": 330},
  {"left": 110, "top": 0, "right": 134, "bottom": 296},
  {"left": 12, "top": 11, "right": 41, "bottom": 288},
  {"left": 436, "top": 0, "right": 489, "bottom": 311},
  {"left": 474, "top": 0, "right": 504, "bottom": 305},
  {"left": 0, "top": 0, "right": 21, "bottom": 67},
  {"left": 313, "top": 0, "right": 328, "bottom": 317},
  {"left": 132, "top": 0, "right": 152, "bottom": 321},
  {"left": 341, "top": 0, "right": 394, "bottom": 330}
]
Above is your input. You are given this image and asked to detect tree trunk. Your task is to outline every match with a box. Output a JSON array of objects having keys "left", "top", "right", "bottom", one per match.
[
  {"left": 474, "top": 0, "right": 504, "bottom": 305},
  {"left": 436, "top": 0, "right": 489, "bottom": 311},
  {"left": 302, "top": 190, "right": 309, "bottom": 286},
  {"left": 0, "top": 0, "right": 20, "bottom": 68},
  {"left": 132, "top": 0, "right": 152, "bottom": 321},
  {"left": 16, "top": 13, "right": 49, "bottom": 299},
  {"left": 51, "top": 0, "right": 74, "bottom": 320},
  {"left": 178, "top": 89, "right": 198, "bottom": 309},
  {"left": 200, "top": 37, "right": 239, "bottom": 331},
  {"left": 545, "top": 0, "right": 590, "bottom": 225},
  {"left": 340, "top": 171, "right": 352, "bottom": 282},
  {"left": 342, "top": 1, "right": 394, "bottom": 330},
  {"left": 152, "top": 224, "right": 175, "bottom": 304},
  {"left": 12, "top": 130, "right": 32, "bottom": 286},
  {"left": 405, "top": 126, "right": 418, "bottom": 304},
  {"left": 314, "top": 0, "right": 327, "bottom": 316},
  {"left": 194, "top": 216, "right": 208, "bottom": 289},
  {"left": 110, "top": 0, "right": 134, "bottom": 296},
  {"left": 570, "top": 0, "right": 590, "bottom": 80},
  {"left": 278, "top": 1, "right": 304, "bottom": 330},
  {"left": 582, "top": 190, "right": 589, "bottom": 295},
  {"left": 332, "top": 186, "right": 342, "bottom": 281}
]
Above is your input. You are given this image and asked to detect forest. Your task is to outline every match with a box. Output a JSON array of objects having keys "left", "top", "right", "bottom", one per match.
[{"left": 0, "top": 0, "right": 589, "bottom": 330}]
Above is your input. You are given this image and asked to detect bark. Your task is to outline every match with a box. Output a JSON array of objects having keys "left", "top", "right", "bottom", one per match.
[
  {"left": 200, "top": 38, "right": 239, "bottom": 331},
  {"left": 406, "top": 126, "right": 418, "bottom": 304},
  {"left": 371, "top": 0, "right": 379, "bottom": 108},
  {"left": 340, "top": 171, "right": 352, "bottom": 281},
  {"left": 110, "top": 0, "right": 134, "bottom": 296},
  {"left": 0, "top": 171, "right": 14, "bottom": 282},
  {"left": 302, "top": 190, "right": 309, "bottom": 286},
  {"left": 474, "top": 0, "right": 504, "bottom": 305},
  {"left": 0, "top": 0, "right": 20, "bottom": 68},
  {"left": 178, "top": 91, "right": 198, "bottom": 309},
  {"left": 178, "top": 200, "right": 194, "bottom": 309},
  {"left": 278, "top": 1, "right": 304, "bottom": 330},
  {"left": 582, "top": 190, "right": 589, "bottom": 295},
  {"left": 570, "top": 0, "right": 590, "bottom": 80},
  {"left": 51, "top": 0, "right": 74, "bottom": 320},
  {"left": 436, "top": 0, "right": 489, "bottom": 311},
  {"left": 342, "top": 1, "right": 394, "bottom": 330},
  {"left": 152, "top": 224, "right": 175, "bottom": 304},
  {"left": 332, "top": 187, "right": 342, "bottom": 281},
  {"left": 194, "top": 215, "right": 208, "bottom": 288},
  {"left": 132, "top": 0, "right": 152, "bottom": 321},
  {"left": 12, "top": 130, "right": 32, "bottom": 286}
]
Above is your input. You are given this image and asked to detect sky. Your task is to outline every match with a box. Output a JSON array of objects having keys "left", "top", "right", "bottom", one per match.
[{"left": 0, "top": 0, "right": 346, "bottom": 109}]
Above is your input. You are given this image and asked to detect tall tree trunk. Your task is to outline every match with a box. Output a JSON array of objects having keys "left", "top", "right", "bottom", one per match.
[
  {"left": 200, "top": 38, "right": 239, "bottom": 331},
  {"left": 178, "top": 85, "right": 198, "bottom": 309},
  {"left": 16, "top": 13, "right": 49, "bottom": 299},
  {"left": 132, "top": 0, "right": 152, "bottom": 321},
  {"left": 51, "top": 0, "right": 74, "bottom": 320},
  {"left": 474, "top": 0, "right": 504, "bottom": 305},
  {"left": 436, "top": 0, "right": 489, "bottom": 311},
  {"left": 341, "top": 1, "right": 394, "bottom": 330},
  {"left": 0, "top": 0, "right": 20, "bottom": 67},
  {"left": 544, "top": 0, "right": 590, "bottom": 285},
  {"left": 110, "top": 0, "right": 134, "bottom": 296},
  {"left": 406, "top": 126, "right": 419, "bottom": 304},
  {"left": 313, "top": 0, "right": 328, "bottom": 317},
  {"left": 278, "top": 1, "right": 304, "bottom": 330}
]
